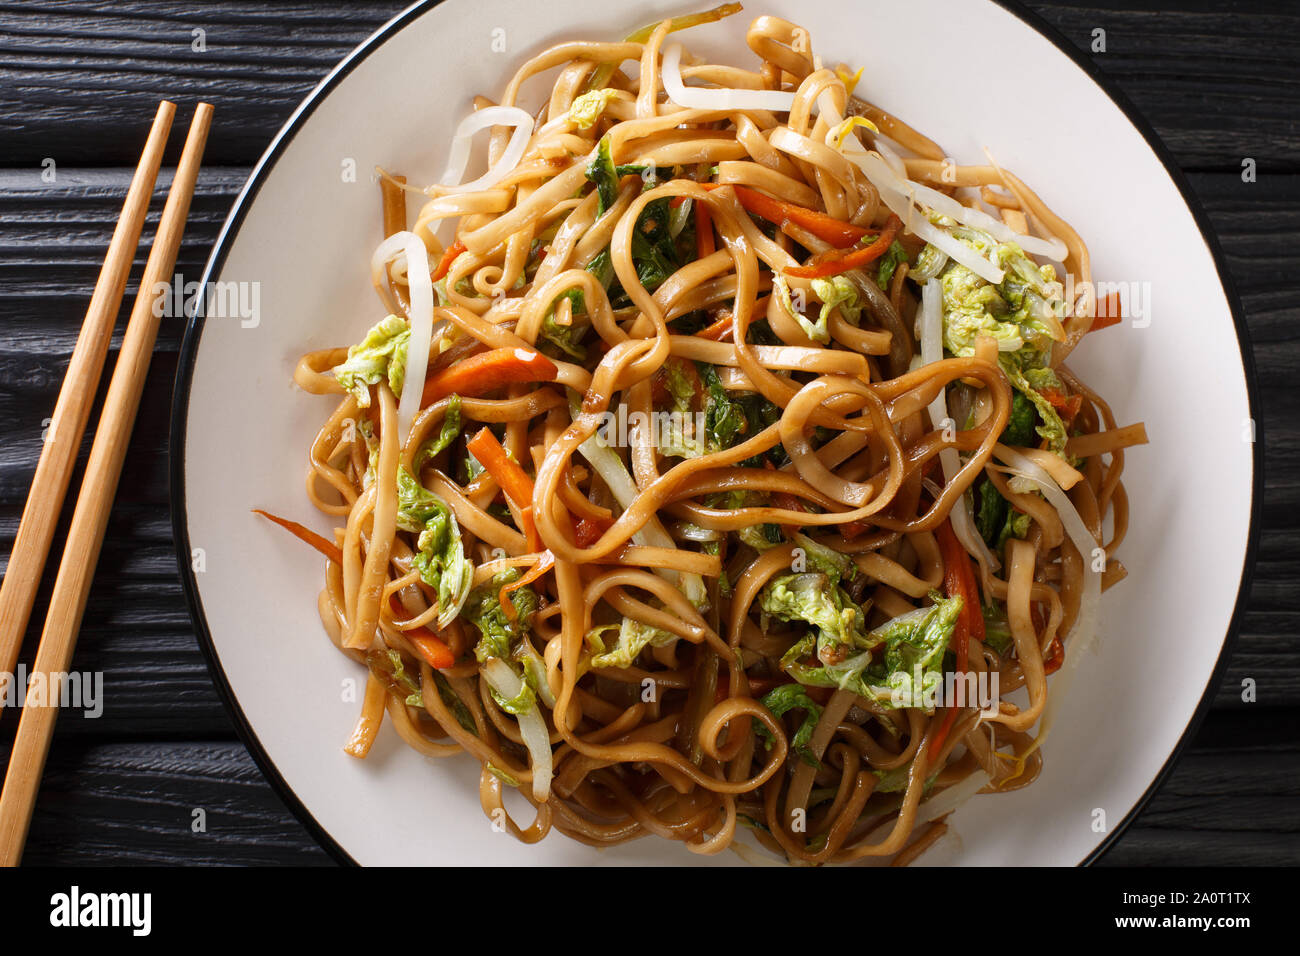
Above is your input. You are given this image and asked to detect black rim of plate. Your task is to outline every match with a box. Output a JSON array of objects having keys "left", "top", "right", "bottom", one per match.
[{"left": 169, "top": 0, "right": 1262, "bottom": 868}]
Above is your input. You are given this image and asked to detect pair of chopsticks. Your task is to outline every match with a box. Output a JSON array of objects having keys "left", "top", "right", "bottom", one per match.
[{"left": 0, "top": 100, "right": 213, "bottom": 865}]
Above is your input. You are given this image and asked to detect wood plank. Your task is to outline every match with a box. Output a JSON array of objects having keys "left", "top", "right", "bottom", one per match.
[
  {"left": 14, "top": 740, "right": 330, "bottom": 865},
  {"left": 1026, "top": 1, "right": 1300, "bottom": 171},
  {"left": 0, "top": 167, "right": 244, "bottom": 351},
  {"left": 0, "top": 1, "right": 406, "bottom": 167},
  {"left": 0, "top": 2, "right": 1295, "bottom": 170},
  {"left": 1100, "top": 708, "right": 1300, "bottom": 865}
]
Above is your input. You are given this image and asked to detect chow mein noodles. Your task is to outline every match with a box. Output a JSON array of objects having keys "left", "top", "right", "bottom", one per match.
[{"left": 263, "top": 5, "right": 1148, "bottom": 864}]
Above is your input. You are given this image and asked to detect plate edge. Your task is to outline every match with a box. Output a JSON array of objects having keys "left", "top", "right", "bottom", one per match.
[
  {"left": 168, "top": 0, "right": 453, "bottom": 869},
  {"left": 166, "top": 0, "right": 1265, "bottom": 869}
]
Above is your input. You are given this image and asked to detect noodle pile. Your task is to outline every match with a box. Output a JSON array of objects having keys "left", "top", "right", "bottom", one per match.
[{"left": 273, "top": 6, "right": 1147, "bottom": 864}]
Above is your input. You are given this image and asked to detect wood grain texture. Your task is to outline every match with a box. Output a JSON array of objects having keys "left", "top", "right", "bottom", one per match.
[
  {"left": 0, "top": 1, "right": 1296, "bottom": 169},
  {"left": 10, "top": 740, "right": 332, "bottom": 865},
  {"left": 0, "top": 0, "right": 1295, "bottom": 865}
]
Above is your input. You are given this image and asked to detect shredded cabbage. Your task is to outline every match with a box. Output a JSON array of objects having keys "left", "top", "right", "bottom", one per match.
[
  {"left": 567, "top": 88, "right": 618, "bottom": 129},
  {"left": 773, "top": 275, "right": 829, "bottom": 344},
  {"left": 396, "top": 467, "right": 474, "bottom": 628},
  {"left": 810, "top": 275, "right": 861, "bottom": 327},
  {"left": 480, "top": 657, "right": 552, "bottom": 801},
  {"left": 585, "top": 616, "right": 679, "bottom": 670},
  {"left": 331, "top": 315, "right": 409, "bottom": 407}
]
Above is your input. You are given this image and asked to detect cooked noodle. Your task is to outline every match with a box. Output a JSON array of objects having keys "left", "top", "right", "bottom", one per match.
[{"left": 267, "top": 6, "right": 1145, "bottom": 865}]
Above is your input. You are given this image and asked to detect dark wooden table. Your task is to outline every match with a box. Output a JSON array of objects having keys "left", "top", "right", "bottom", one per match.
[{"left": 0, "top": 0, "right": 1296, "bottom": 866}]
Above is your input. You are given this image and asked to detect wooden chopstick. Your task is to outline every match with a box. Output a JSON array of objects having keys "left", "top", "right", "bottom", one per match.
[
  {"left": 0, "top": 100, "right": 175, "bottom": 684},
  {"left": 0, "top": 102, "right": 214, "bottom": 866}
]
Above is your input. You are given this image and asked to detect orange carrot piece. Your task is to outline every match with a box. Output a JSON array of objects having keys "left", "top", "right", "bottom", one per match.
[
  {"left": 574, "top": 515, "right": 613, "bottom": 548},
  {"left": 432, "top": 239, "right": 465, "bottom": 281},
  {"left": 387, "top": 595, "right": 455, "bottom": 669},
  {"left": 702, "top": 183, "right": 869, "bottom": 248},
  {"left": 466, "top": 428, "right": 534, "bottom": 509},
  {"left": 785, "top": 214, "right": 902, "bottom": 279},
  {"left": 466, "top": 427, "right": 542, "bottom": 550},
  {"left": 421, "top": 347, "right": 558, "bottom": 407},
  {"left": 500, "top": 550, "right": 554, "bottom": 621},
  {"left": 253, "top": 509, "right": 343, "bottom": 565},
  {"left": 695, "top": 313, "right": 734, "bottom": 341},
  {"left": 928, "top": 519, "right": 984, "bottom": 763}
]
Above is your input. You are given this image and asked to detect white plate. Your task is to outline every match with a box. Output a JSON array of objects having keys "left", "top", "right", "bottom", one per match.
[{"left": 172, "top": 0, "right": 1258, "bottom": 866}]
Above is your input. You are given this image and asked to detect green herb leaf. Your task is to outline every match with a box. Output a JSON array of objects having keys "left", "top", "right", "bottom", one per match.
[
  {"left": 875, "top": 239, "right": 909, "bottom": 288},
  {"left": 754, "top": 683, "right": 824, "bottom": 768},
  {"left": 585, "top": 135, "right": 620, "bottom": 215},
  {"left": 540, "top": 289, "right": 590, "bottom": 360},
  {"left": 433, "top": 671, "right": 479, "bottom": 735},
  {"left": 981, "top": 603, "right": 1014, "bottom": 655},
  {"left": 417, "top": 393, "right": 462, "bottom": 467}
]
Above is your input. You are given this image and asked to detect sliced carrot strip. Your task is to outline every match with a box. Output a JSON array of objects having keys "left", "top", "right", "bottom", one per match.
[
  {"left": 432, "top": 239, "right": 466, "bottom": 281},
  {"left": 785, "top": 214, "right": 902, "bottom": 279},
  {"left": 421, "top": 347, "right": 558, "bottom": 407},
  {"left": 253, "top": 509, "right": 342, "bottom": 565},
  {"left": 702, "top": 183, "right": 869, "bottom": 248}
]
